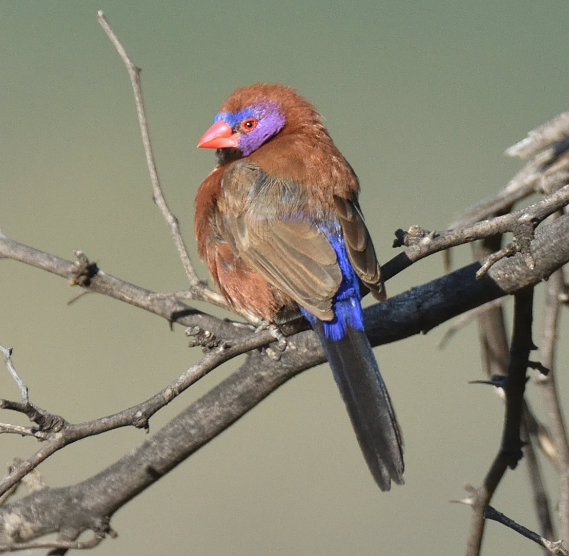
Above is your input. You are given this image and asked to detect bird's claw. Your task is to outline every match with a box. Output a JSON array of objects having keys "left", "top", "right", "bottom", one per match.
[{"left": 256, "top": 321, "right": 288, "bottom": 360}]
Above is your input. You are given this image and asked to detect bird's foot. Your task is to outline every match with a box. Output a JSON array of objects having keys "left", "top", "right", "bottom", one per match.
[{"left": 256, "top": 321, "right": 288, "bottom": 360}]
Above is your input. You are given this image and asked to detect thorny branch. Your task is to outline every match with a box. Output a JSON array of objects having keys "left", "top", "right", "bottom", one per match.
[
  {"left": 468, "top": 236, "right": 555, "bottom": 544},
  {"left": 1, "top": 11, "right": 569, "bottom": 556},
  {"left": 464, "top": 289, "right": 536, "bottom": 556}
]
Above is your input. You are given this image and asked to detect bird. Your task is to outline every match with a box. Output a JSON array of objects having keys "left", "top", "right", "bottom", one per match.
[{"left": 195, "top": 83, "right": 404, "bottom": 490}]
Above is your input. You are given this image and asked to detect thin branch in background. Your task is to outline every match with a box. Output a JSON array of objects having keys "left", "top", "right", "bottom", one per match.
[
  {"left": 505, "top": 109, "right": 569, "bottom": 159},
  {"left": 537, "top": 261, "right": 569, "bottom": 542},
  {"left": 452, "top": 108, "right": 569, "bottom": 229},
  {"left": 473, "top": 234, "right": 510, "bottom": 379},
  {"left": 522, "top": 403, "right": 555, "bottom": 542},
  {"left": 0, "top": 346, "right": 28, "bottom": 404},
  {"left": 0, "top": 458, "right": 45, "bottom": 513},
  {"left": 437, "top": 298, "right": 505, "bottom": 350},
  {"left": 96, "top": 11, "right": 229, "bottom": 312}
]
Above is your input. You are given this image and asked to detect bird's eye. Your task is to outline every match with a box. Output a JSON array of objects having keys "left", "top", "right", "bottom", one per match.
[{"left": 240, "top": 118, "right": 258, "bottom": 133}]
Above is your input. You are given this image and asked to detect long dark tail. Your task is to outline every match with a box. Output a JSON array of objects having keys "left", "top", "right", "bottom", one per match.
[{"left": 313, "top": 322, "right": 404, "bottom": 490}]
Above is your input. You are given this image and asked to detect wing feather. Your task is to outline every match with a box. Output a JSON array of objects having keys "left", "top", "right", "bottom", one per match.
[
  {"left": 334, "top": 196, "right": 385, "bottom": 300},
  {"left": 220, "top": 163, "right": 343, "bottom": 320}
]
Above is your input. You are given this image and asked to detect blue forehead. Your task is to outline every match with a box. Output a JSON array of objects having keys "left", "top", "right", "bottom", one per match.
[{"left": 214, "top": 107, "right": 256, "bottom": 127}]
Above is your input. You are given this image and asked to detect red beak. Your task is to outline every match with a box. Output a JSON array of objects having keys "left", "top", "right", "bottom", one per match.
[{"left": 197, "top": 120, "right": 239, "bottom": 149}]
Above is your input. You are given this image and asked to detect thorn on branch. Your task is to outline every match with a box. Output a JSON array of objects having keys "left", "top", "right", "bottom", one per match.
[
  {"left": 469, "top": 374, "right": 508, "bottom": 389},
  {"left": 528, "top": 360, "right": 550, "bottom": 376},
  {"left": 69, "top": 250, "right": 99, "bottom": 287},
  {"left": 450, "top": 483, "right": 478, "bottom": 507}
]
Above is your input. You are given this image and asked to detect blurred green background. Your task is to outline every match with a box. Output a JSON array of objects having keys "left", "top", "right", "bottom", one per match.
[{"left": 1, "top": 1, "right": 568, "bottom": 554}]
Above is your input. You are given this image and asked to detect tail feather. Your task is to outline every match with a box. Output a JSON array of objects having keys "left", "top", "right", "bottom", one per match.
[{"left": 313, "top": 322, "right": 404, "bottom": 490}]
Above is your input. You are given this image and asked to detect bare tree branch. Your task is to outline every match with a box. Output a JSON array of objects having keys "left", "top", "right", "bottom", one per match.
[
  {"left": 385, "top": 182, "right": 569, "bottom": 280},
  {"left": 97, "top": 11, "right": 228, "bottom": 312},
  {"left": 0, "top": 317, "right": 283, "bottom": 498}
]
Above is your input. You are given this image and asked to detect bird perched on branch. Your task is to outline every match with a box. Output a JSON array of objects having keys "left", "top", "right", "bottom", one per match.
[{"left": 195, "top": 83, "right": 404, "bottom": 490}]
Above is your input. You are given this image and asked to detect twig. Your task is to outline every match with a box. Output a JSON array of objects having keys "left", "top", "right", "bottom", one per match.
[
  {"left": 0, "top": 236, "right": 232, "bottom": 335},
  {"left": 537, "top": 262, "right": 569, "bottom": 542},
  {"left": 483, "top": 505, "right": 568, "bottom": 555},
  {"left": 522, "top": 404, "right": 555, "bottom": 542},
  {"left": 0, "top": 423, "right": 48, "bottom": 439},
  {"left": 0, "top": 346, "right": 28, "bottom": 404},
  {"left": 96, "top": 11, "right": 225, "bottom": 308},
  {"left": 476, "top": 244, "right": 518, "bottom": 278},
  {"left": 383, "top": 183, "right": 569, "bottom": 280},
  {"left": 453, "top": 107, "right": 569, "bottom": 229}
]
